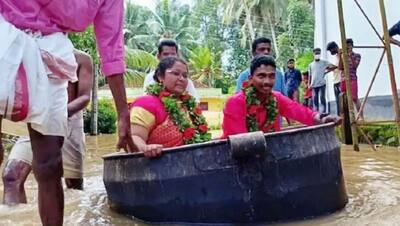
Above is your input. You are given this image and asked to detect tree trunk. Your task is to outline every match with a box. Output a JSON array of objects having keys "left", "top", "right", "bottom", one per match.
[
  {"left": 265, "top": 12, "right": 279, "bottom": 59},
  {"left": 242, "top": 0, "right": 255, "bottom": 41},
  {"left": 90, "top": 67, "right": 99, "bottom": 136}
]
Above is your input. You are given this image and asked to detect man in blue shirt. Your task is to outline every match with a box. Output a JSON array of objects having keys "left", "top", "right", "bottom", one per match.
[
  {"left": 235, "top": 37, "right": 286, "bottom": 95},
  {"left": 389, "top": 20, "right": 400, "bottom": 47},
  {"left": 284, "top": 58, "right": 302, "bottom": 102}
]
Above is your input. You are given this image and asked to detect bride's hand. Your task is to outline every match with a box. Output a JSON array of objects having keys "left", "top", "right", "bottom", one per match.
[{"left": 142, "top": 144, "right": 163, "bottom": 158}]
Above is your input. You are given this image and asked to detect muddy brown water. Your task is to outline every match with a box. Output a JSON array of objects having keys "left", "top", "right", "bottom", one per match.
[{"left": 1, "top": 134, "right": 400, "bottom": 226}]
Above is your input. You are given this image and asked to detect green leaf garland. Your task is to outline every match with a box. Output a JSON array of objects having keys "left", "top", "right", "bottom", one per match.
[
  {"left": 146, "top": 83, "right": 211, "bottom": 144},
  {"left": 242, "top": 81, "right": 278, "bottom": 133}
]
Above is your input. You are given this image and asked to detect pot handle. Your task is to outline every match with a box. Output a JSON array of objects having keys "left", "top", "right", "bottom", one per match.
[{"left": 228, "top": 131, "right": 267, "bottom": 159}]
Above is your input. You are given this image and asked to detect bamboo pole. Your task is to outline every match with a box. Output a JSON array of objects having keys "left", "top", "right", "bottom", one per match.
[
  {"left": 358, "top": 127, "right": 377, "bottom": 151},
  {"left": 337, "top": 0, "right": 359, "bottom": 151},
  {"left": 354, "top": 0, "right": 385, "bottom": 44},
  {"left": 353, "top": 46, "right": 385, "bottom": 49},
  {"left": 357, "top": 120, "right": 396, "bottom": 126},
  {"left": 356, "top": 50, "right": 386, "bottom": 121},
  {"left": 378, "top": 0, "right": 400, "bottom": 148},
  {"left": 90, "top": 65, "right": 99, "bottom": 136}
]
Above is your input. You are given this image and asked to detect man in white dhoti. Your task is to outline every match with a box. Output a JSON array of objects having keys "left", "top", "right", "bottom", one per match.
[
  {"left": 2, "top": 50, "right": 92, "bottom": 205},
  {"left": 0, "top": 1, "right": 135, "bottom": 225}
]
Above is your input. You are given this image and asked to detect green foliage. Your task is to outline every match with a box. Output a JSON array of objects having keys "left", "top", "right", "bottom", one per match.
[
  {"left": 276, "top": 0, "right": 315, "bottom": 67},
  {"left": 124, "top": 2, "right": 154, "bottom": 51},
  {"left": 124, "top": 0, "right": 197, "bottom": 58},
  {"left": 228, "top": 85, "right": 237, "bottom": 95},
  {"left": 125, "top": 48, "right": 158, "bottom": 87},
  {"left": 335, "top": 124, "right": 399, "bottom": 147},
  {"left": 221, "top": 0, "right": 289, "bottom": 55},
  {"left": 189, "top": 46, "right": 221, "bottom": 87},
  {"left": 276, "top": 33, "right": 293, "bottom": 67},
  {"left": 225, "top": 23, "right": 250, "bottom": 78},
  {"left": 214, "top": 74, "right": 236, "bottom": 94},
  {"left": 84, "top": 99, "right": 117, "bottom": 134},
  {"left": 69, "top": 27, "right": 99, "bottom": 65},
  {"left": 286, "top": 0, "right": 314, "bottom": 54},
  {"left": 69, "top": 27, "right": 105, "bottom": 86},
  {"left": 191, "top": 0, "right": 226, "bottom": 58},
  {"left": 359, "top": 125, "right": 399, "bottom": 147},
  {"left": 295, "top": 50, "right": 313, "bottom": 103},
  {"left": 296, "top": 51, "right": 314, "bottom": 72}
]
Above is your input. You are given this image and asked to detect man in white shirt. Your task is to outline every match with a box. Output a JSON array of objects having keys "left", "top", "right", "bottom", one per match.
[
  {"left": 327, "top": 42, "right": 341, "bottom": 115},
  {"left": 308, "top": 48, "right": 336, "bottom": 113},
  {"left": 143, "top": 39, "right": 200, "bottom": 102}
]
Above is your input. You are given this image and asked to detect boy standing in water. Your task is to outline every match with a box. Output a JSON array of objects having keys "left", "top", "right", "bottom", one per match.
[
  {"left": 2, "top": 50, "right": 93, "bottom": 203},
  {"left": 0, "top": 2, "right": 135, "bottom": 224}
]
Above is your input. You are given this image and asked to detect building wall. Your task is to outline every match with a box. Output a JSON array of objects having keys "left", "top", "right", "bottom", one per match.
[
  {"left": 199, "top": 97, "right": 226, "bottom": 112},
  {"left": 315, "top": 0, "right": 400, "bottom": 101}
]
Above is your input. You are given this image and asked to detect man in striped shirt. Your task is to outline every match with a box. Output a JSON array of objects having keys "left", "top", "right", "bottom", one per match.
[{"left": 338, "top": 39, "right": 363, "bottom": 119}]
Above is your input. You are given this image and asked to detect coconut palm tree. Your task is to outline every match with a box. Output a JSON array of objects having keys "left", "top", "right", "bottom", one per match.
[
  {"left": 124, "top": 47, "right": 158, "bottom": 87},
  {"left": 221, "top": 0, "right": 288, "bottom": 58},
  {"left": 149, "top": 0, "right": 198, "bottom": 58},
  {"left": 124, "top": 1, "right": 154, "bottom": 51},
  {"left": 124, "top": 0, "right": 197, "bottom": 58},
  {"left": 221, "top": 0, "right": 255, "bottom": 47},
  {"left": 189, "top": 46, "right": 221, "bottom": 88}
]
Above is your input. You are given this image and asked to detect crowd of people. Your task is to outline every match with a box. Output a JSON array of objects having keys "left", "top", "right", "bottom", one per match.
[
  {"left": 281, "top": 38, "right": 362, "bottom": 120},
  {"left": 0, "top": 1, "right": 399, "bottom": 225},
  {"left": 233, "top": 36, "right": 363, "bottom": 120}
]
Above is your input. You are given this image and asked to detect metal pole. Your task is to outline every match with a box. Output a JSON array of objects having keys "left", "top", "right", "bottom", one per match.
[
  {"left": 379, "top": 0, "right": 400, "bottom": 148},
  {"left": 337, "top": 0, "right": 359, "bottom": 151}
]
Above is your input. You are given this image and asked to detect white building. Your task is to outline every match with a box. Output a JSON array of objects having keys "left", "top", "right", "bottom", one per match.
[{"left": 314, "top": 0, "right": 400, "bottom": 103}]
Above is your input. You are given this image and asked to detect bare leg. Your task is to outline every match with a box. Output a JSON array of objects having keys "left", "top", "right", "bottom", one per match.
[
  {"left": 65, "top": 178, "right": 83, "bottom": 190},
  {"left": 28, "top": 125, "right": 64, "bottom": 226},
  {"left": 2, "top": 160, "right": 32, "bottom": 204}
]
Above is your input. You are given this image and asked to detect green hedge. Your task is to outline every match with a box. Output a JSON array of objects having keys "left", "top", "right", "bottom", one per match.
[
  {"left": 359, "top": 124, "right": 399, "bottom": 147},
  {"left": 336, "top": 124, "right": 399, "bottom": 147},
  {"left": 84, "top": 99, "right": 117, "bottom": 134}
]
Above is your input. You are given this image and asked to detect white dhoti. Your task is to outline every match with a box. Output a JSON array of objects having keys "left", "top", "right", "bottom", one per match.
[
  {"left": 8, "top": 111, "right": 86, "bottom": 178},
  {"left": 0, "top": 14, "right": 77, "bottom": 137}
]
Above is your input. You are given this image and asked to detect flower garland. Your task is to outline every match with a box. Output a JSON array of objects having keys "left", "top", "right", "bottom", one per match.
[
  {"left": 242, "top": 81, "right": 278, "bottom": 133},
  {"left": 146, "top": 83, "right": 211, "bottom": 144}
]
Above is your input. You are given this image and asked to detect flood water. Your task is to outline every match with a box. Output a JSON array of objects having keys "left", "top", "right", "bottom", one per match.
[{"left": 1, "top": 134, "right": 400, "bottom": 226}]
